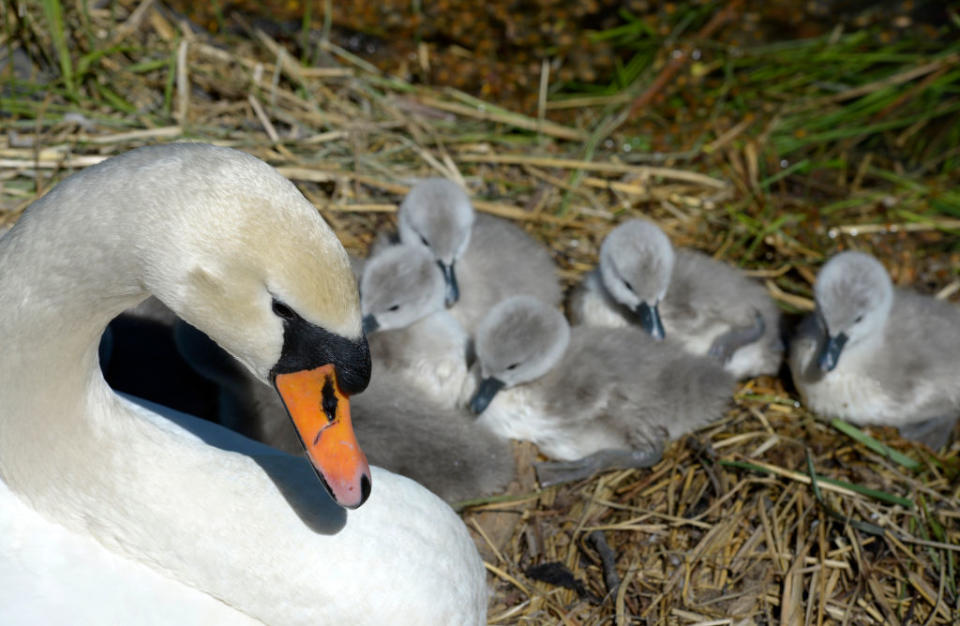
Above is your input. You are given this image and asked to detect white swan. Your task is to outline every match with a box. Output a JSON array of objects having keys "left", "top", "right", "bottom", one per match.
[{"left": 0, "top": 144, "right": 486, "bottom": 624}]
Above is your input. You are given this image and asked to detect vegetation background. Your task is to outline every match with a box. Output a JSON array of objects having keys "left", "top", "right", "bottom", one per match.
[{"left": 1, "top": 1, "right": 958, "bottom": 623}]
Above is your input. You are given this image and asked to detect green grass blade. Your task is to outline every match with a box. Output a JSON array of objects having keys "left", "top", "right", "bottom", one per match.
[
  {"left": 830, "top": 419, "right": 921, "bottom": 471},
  {"left": 40, "top": 0, "right": 76, "bottom": 101},
  {"left": 720, "top": 459, "right": 915, "bottom": 508}
]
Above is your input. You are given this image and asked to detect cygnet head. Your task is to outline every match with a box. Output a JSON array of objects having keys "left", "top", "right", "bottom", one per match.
[
  {"left": 598, "top": 219, "right": 674, "bottom": 339},
  {"left": 469, "top": 296, "right": 570, "bottom": 414},
  {"left": 359, "top": 244, "right": 445, "bottom": 334},
  {"left": 116, "top": 144, "right": 372, "bottom": 507},
  {"left": 813, "top": 251, "right": 893, "bottom": 372},
  {"left": 397, "top": 178, "right": 475, "bottom": 307}
]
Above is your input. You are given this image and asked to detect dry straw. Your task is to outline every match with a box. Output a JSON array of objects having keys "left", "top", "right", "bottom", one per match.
[{"left": 1, "top": 1, "right": 958, "bottom": 623}]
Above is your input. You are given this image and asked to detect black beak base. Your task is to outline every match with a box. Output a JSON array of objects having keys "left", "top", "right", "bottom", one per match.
[
  {"left": 469, "top": 377, "right": 505, "bottom": 414},
  {"left": 636, "top": 301, "right": 665, "bottom": 340},
  {"left": 816, "top": 332, "right": 848, "bottom": 373},
  {"left": 270, "top": 311, "right": 372, "bottom": 395},
  {"left": 438, "top": 261, "right": 459, "bottom": 308}
]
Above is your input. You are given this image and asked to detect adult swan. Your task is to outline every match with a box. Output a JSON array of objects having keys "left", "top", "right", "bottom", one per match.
[{"left": 0, "top": 144, "right": 486, "bottom": 624}]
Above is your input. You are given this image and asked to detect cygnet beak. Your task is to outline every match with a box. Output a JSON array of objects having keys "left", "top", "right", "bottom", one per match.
[
  {"left": 274, "top": 365, "right": 371, "bottom": 509},
  {"left": 361, "top": 313, "right": 380, "bottom": 335},
  {"left": 438, "top": 261, "right": 459, "bottom": 307},
  {"left": 469, "top": 377, "right": 505, "bottom": 414},
  {"left": 816, "top": 332, "right": 848, "bottom": 373},
  {"left": 636, "top": 301, "right": 665, "bottom": 340}
]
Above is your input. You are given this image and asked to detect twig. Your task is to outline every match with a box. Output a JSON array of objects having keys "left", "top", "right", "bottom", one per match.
[
  {"left": 457, "top": 153, "right": 728, "bottom": 188},
  {"left": 248, "top": 95, "right": 279, "bottom": 143},
  {"left": 827, "top": 218, "right": 960, "bottom": 237},
  {"left": 175, "top": 39, "right": 189, "bottom": 125},
  {"left": 537, "top": 59, "right": 549, "bottom": 138},
  {"left": 628, "top": 0, "right": 744, "bottom": 119},
  {"left": 587, "top": 530, "right": 621, "bottom": 597},
  {"left": 415, "top": 96, "right": 587, "bottom": 141},
  {"left": 765, "top": 279, "right": 815, "bottom": 311},
  {"left": 721, "top": 458, "right": 914, "bottom": 508}
]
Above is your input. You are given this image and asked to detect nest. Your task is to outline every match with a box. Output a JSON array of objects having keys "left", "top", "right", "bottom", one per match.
[{"left": 2, "top": 1, "right": 958, "bottom": 623}]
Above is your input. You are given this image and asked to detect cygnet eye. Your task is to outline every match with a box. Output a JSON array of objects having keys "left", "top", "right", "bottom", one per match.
[
  {"left": 623, "top": 280, "right": 635, "bottom": 293},
  {"left": 388, "top": 304, "right": 401, "bottom": 312},
  {"left": 854, "top": 314, "right": 864, "bottom": 324},
  {"left": 506, "top": 362, "right": 520, "bottom": 371},
  {"left": 271, "top": 299, "right": 296, "bottom": 321},
  {"left": 419, "top": 234, "right": 430, "bottom": 247}
]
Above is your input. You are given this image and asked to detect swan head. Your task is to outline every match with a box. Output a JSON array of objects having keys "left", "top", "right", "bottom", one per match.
[
  {"left": 359, "top": 244, "right": 446, "bottom": 334},
  {"left": 813, "top": 251, "right": 893, "bottom": 372},
  {"left": 469, "top": 296, "right": 570, "bottom": 414},
  {"left": 397, "top": 178, "right": 475, "bottom": 307},
  {"left": 598, "top": 219, "right": 673, "bottom": 340},
  {"left": 131, "top": 144, "right": 372, "bottom": 507}
]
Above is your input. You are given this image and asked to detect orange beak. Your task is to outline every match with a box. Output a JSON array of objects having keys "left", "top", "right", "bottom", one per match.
[{"left": 274, "top": 364, "right": 371, "bottom": 508}]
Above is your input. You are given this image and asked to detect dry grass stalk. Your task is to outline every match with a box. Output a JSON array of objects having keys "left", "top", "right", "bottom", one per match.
[{"left": 1, "top": 2, "right": 958, "bottom": 624}]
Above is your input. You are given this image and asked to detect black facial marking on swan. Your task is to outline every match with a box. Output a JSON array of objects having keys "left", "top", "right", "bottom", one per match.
[{"left": 321, "top": 376, "right": 338, "bottom": 423}]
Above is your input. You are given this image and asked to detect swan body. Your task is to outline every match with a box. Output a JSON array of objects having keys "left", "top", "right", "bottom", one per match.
[
  {"left": 0, "top": 469, "right": 258, "bottom": 625},
  {"left": 570, "top": 219, "right": 782, "bottom": 379},
  {"left": 0, "top": 144, "right": 486, "bottom": 624}
]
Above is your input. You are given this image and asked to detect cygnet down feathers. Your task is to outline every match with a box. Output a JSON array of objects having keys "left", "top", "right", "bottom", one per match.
[
  {"left": 465, "top": 295, "right": 735, "bottom": 485},
  {"left": 398, "top": 178, "right": 562, "bottom": 331},
  {"left": 360, "top": 243, "right": 469, "bottom": 407},
  {"left": 789, "top": 250, "right": 960, "bottom": 449},
  {"left": 570, "top": 219, "right": 783, "bottom": 379}
]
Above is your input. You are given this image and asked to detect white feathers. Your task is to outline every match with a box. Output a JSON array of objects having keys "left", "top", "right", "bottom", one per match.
[{"left": 0, "top": 144, "right": 486, "bottom": 625}]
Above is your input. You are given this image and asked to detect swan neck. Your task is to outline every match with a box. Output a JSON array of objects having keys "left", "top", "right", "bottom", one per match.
[{"left": 0, "top": 199, "right": 150, "bottom": 502}]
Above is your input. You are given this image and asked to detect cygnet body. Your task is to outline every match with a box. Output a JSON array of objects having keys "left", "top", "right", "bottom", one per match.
[
  {"left": 789, "top": 251, "right": 960, "bottom": 448},
  {"left": 360, "top": 244, "right": 469, "bottom": 406},
  {"left": 398, "top": 178, "right": 562, "bottom": 330},
  {"left": 570, "top": 219, "right": 782, "bottom": 379},
  {"left": 466, "top": 296, "right": 735, "bottom": 484}
]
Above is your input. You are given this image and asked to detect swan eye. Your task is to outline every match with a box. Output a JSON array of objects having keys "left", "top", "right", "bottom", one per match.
[
  {"left": 272, "top": 299, "right": 296, "bottom": 321},
  {"left": 388, "top": 304, "right": 400, "bottom": 312},
  {"left": 419, "top": 234, "right": 430, "bottom": 247},
  {"left": 854, "top": 314, "right": 864, "bottom": 324},
  {"left": 624, "top": 280, "right": 635, "bottom": 293},
  {"left": 506, "top": 363, "right": 520, "bottom": 371}
]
